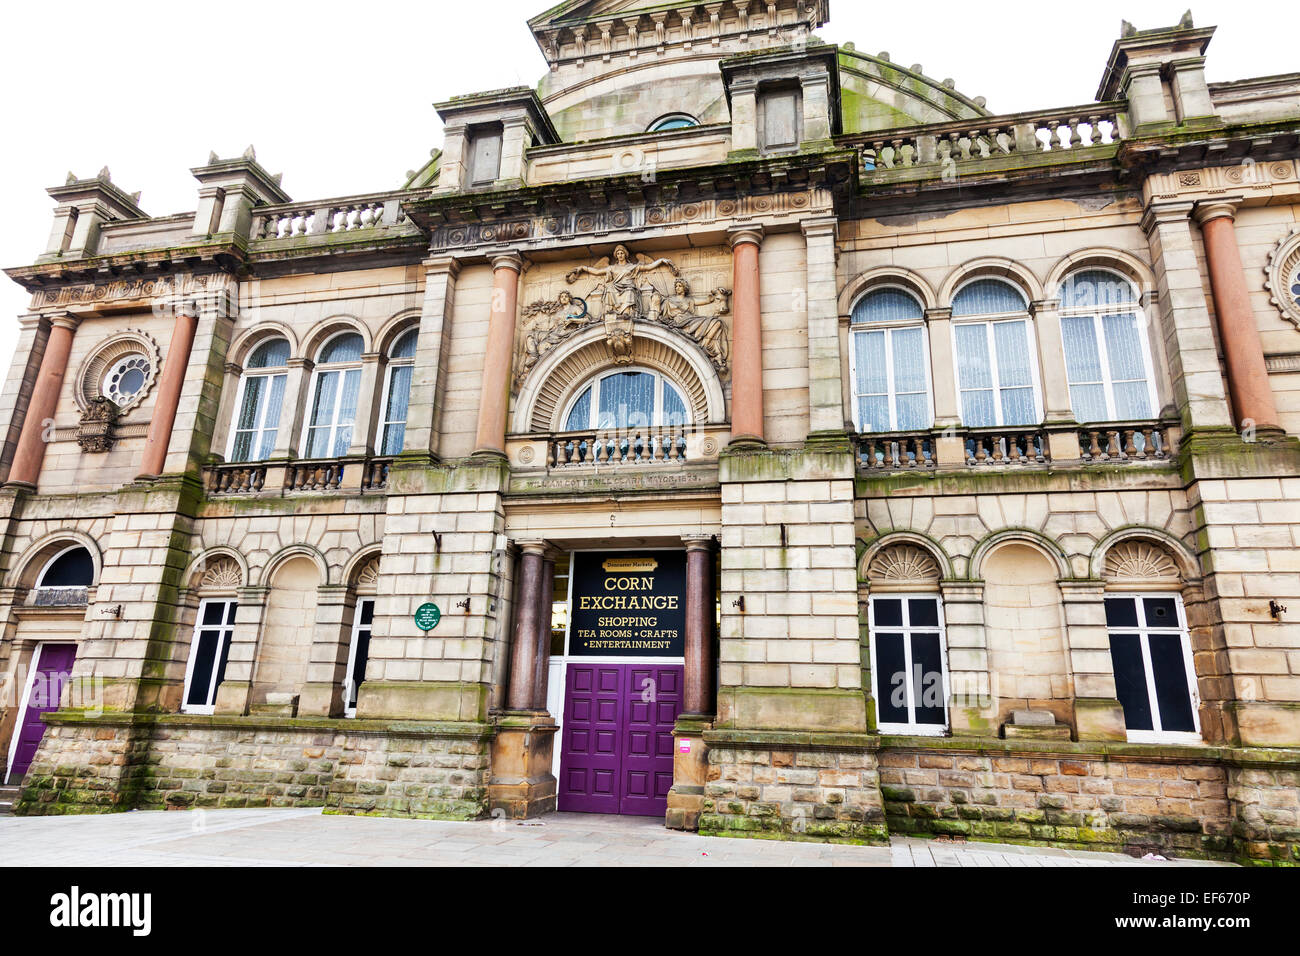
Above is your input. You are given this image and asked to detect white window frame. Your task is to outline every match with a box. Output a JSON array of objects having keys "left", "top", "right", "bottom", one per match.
[
  {"left": 377, "top": 330, "right": 417, "bottom": 457},
  {"left": 848, "top": 288, "right": 934, "bottom": 433},
  {"left": 225, "top": 344, "right": 289, "bottom": 463},
  {"left": 868, "top": 593, "right": 950, "bottom": 736},
  {"left": 950, "top": 305, "right": 1044, "bottom": 428},
  {"left": 34, "top": 545, "right": 93, "bottom": 591},
  {"left": 1058, "top": 268, "right": 1160, "bottom": 423},
  {"left": 1105, "top": 592, "right": 1201, "bottom": 745},
  {"left": 300, "top": 331, "right": 364, "bottom": 459},
  {"left": 560, "top": 367, "right": 692, "bottom": 431},
  {"left": 343, "top": 597, "right": 375, "bottom": 719},
  {"left": 647, "top": 113, "right": 699, "bottom": 132},
  {"left": 180, "top": 598, "right": 238, "bottom": 716}
]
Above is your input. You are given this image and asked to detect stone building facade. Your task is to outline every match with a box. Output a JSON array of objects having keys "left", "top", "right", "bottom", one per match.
[{"left": 1, "top": 1, "right": 1299, "bottom": 864}]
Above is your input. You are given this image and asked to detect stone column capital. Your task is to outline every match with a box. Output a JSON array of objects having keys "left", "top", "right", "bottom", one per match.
[
  {"left": 799, "top": 217, "right": 837, "bottom": 240},
  {"left": 682, "top": 534, "right": 715, "bottom": 551},
  {"left": 727, "top": 223, "right": 765, "bottom": 248},
  {"left": 1139, "top": 199, "right": 1196, "bottom": 234},
  {"left": 48, "top": 312, "right": 81, "bottom": 332},
  {"left": 514, "top": 538, "right": 549, "bottom": 556},
  {"left": 422, "top": 254, "right": 462, "bottom": 277},
  {"left": 490, "top": 250, "right": 524, "bottom": 273},
  {"left": 1192, "top": 197, "right": 1243, "bottom": 226},
  {"left": 1029, "top": 298, "right": 1061, "bottom": 315}
]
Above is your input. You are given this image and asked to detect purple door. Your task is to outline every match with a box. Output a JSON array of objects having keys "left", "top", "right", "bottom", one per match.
[
  {"left": 558, "top": 662, "right": 683, "bottom": 816},
  {"left": 7, "top": 643, "right": 76, "bottom": 783}
]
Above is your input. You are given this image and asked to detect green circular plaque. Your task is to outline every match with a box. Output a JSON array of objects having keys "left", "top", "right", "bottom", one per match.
[{"left": 414, "top": 602, "right": 441, "bottom": 631}]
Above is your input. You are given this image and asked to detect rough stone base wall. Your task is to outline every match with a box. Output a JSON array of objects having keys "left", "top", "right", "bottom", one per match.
[
  {"left": 16, "top": 715, "right": 491, "bottom": 821},
  {"left": 697, "top": 737, "right": 888, "bottom": 843},
  {"left": 1228, "top": 764, "right": 1300, "bottom": 865},
  {"left": 879, "top": 746, "right": 1235, "bottom": 859}
]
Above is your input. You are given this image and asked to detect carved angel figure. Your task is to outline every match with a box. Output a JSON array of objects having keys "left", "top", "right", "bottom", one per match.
[
  {"left": 649, "top": 278, "right": 732, "bottom": 372},
  {"left": 514, "top": 290, "right": 593, "bottom": 388},
  {"left": 566, "top": 244, "right": 678, "bottom": 363}
]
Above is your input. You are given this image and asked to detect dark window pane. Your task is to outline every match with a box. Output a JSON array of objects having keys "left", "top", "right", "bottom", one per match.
[
  {"left": 360, "top": 601, "right": 374, "bottom": 626},
  {"left": 908, "top": 598, "right": 939, "bottom": 628},
  {"left": 1149, "top": 634, "right": 1196, "bottom": 733},
  {"left": 39, "top": 548, "right": 94, "bottom": 588},
  {"left": 1143, "top": 597, "right": 1178, "bottom": 628},
  {"left": 214, "top": 632, "right": 231, "bottom": 691},
  {"left": 873, "top": 598, "right": 902, "bottom": 627},
  {"left": 1104, "top": 597, "right": 1138, "bottom": 628},
  {"left": 1109, "top": 633, "right": 1153, "bottom": 731},
  {"left": 186, "top": 630, "right": 219, "bottom": 706},
  {"left": 350, "top": 630, "right": 371, "bottom": 708},
  {"left": 874, "top": 633, "right": 907, "bottom": 725},
  {"left": 224, "top": 602, "right": 239, "bottom": 625},
  {"left": 911, "top": 633, "right": 946, "bottom": 726},
  {"left": 202, "top": 602, "right": 225, "bottom": 625}
]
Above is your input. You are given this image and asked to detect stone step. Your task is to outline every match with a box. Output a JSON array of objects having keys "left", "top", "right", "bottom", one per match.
[{"left": 0, "top": 783, "right": 22, "bottom": 815}]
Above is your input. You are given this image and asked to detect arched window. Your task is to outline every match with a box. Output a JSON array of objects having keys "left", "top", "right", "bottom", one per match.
[
  {"left": 343, "top": 556, "right": 379, "bottom": 718},
  {"left": 849, "top": 287, "right": 932, "bottom": 432},
  {"left": 648, "top": 113, "right": 698, "bottom": 132},
  {"left": 303, "top": 332, "right": 364, "bottom": 459},
  {"left": 950, "top": 278, "right": 1040, "bottom": 428},
  {"left": 562, "top": 369, "right": 689, "bottom": 431},
  {"left": 378, "top": 329, "right": 418, "bottom": 456},
  {"left": 228, "top": 338, "right": 290, "bottom": 462},
  {"left": 33, "top": 546, "right": 94, "bottom": 606},
  {"left": 1059, "top": 269, "right": 1157, "bottom": 423},
  {"left": 865, "top": 545, "right": 948, "bottom": 735},
  {"left": 1102, "top": 540, "right": 1200, "bottom": 744}
]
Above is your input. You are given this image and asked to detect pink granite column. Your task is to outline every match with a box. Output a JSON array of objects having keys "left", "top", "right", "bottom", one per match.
[
  {"left": 474, "top": 252, "right": 523, "bottom": 456},
  {"left": 508, "top": 540, "right": 546, "bottom": 712},
  {"left": 728, "top": 226, "right": 765, "bottom": 444},
  {"left": 683, "top": 535, "right": 715, "bottom": 715},
  {"left": 7, "top": 314, "right": 78, "bottom": 488},
  {"left": 138, "top": 307, "right": 199, "bottom": 478},
  {"left": 1195, "top": 201, "right": 1279, "bottom": 430},
  {"left": 530, "top": 550, "right": 556, "bottom": 710}
]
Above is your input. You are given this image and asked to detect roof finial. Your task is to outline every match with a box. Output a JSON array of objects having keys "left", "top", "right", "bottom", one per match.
[
  {"left": 208, "top": 150, "right": 220, "bottom": 164},
  {"left": 1179, "top": 9, "right": 1194, "bottom": 28},
  {"left": 98, "top": 165, "right": 111, "bottom": 182},
  {"left": 242, "top": 144, "right": 256, "bottom": 161},
  {"left": 66, "top": 171, "right": 77, "bottom": 185},
  {"left": 1121, "top": 19, "right": 1136, "bottom": 37}
]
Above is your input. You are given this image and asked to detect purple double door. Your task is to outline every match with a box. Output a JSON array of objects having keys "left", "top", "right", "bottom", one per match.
[
  {"left": 6, "top": 643, "right": 76, "bottom": 783},
  {"left": 557, "top": 662, "right": 682, "bottom": 816}
]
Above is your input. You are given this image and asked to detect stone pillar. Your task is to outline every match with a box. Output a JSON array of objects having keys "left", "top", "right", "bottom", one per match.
[
  {"left": 473, "top": 252, "right": 522, "bottom": 457},
  {"left": 271, "top": 358, "right": 311, "bottom": 460},
  {"left": 801, "top": 218, "right": 845, "bottom": 438},
  {"left": 1140, "top": 201, "right": 1234, "bottom": 430},
  {"left": 213, "top": 586, "right": 268, "bottom": 716},
  {"left": 139, "top": 307, "right": 199, "bottom": 479},
  {"left": 924, "top": 306, "right": 965, "bottom": 462},
  {"left": 1031, "top": 298, "right": 1084, "bottom": 462},
  {"left": 728, "top": 225, "right": 765, "bottom": 445},
  {"left": 403, "top": 256, "right": 460, "bottom": 457},
  {"left": 530, "top": 549, "right": 556, "bottom": 711},
  {"left": 1060, "top": 581, "right": 1127, "bottom": 741},
  {"left": 728, "top": 79, "right": 759, "bottom": 154},
  {"left": 345, "top": 351, "right": 383, "bottom": 461},
  {"left": 298, "top": 585, "right": 351, "bottom": 717},
  {"left": 489, "top": 538, "right": 558, "bottom": 818},
  {"left": 6, "top": 314, "right": 78, "bottom": 488},
  {"left": 682, "top": 535, "right": 716, "bottom": 716},
  {"left": 1194, "top": 200, "right": 1280, "bottom": 431},
  {"left": 507, "top": 540, "right": 546, "bottom": 712},
  {"left": 669, "top": 534, "right": 716, "bottom": 830},
  {"left": 939, "top": 581, "right": 993, "bottom": 735}
]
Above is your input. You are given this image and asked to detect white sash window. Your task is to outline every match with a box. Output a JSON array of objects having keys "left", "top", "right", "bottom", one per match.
[
  {"left": 1105, "top": 594, "right": 1200, "bottom": 744},
  {"left": 303, "top": 332, "right": 364, "bottom": 459},
  {"left": 379, "top": 329, "right": 418, "bottom": 456},
  {"left": 228, "top": 338, "right": 289, "bottom": 462},
  {"left": 181, "top": 599, "right": 237, "bottom": 715},
  {"left": 869, "top": 595, "right": 949, "bottom": 734},
  {"left": 849, "top": 288, "right": 933, "bottom": 433},
  {"left": 1059, "top": 269, "right": 1158, "bottom": 423},
  {"left": 951, "top": 279, "right": 1041, "bottom": 428}
]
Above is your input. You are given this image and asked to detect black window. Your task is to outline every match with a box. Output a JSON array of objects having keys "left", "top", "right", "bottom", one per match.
[
  {"left": 183, "top": 600, "right": 237, "bottom": 714},
  {"left": 345, "top": 598, "right": 374, "bottom": 716},
  {"left": 870, "top": 595, "right": 947, "bottom": 732},
  {"left": 1105, "top": 595, "right": 1198, "bottom": 739}
]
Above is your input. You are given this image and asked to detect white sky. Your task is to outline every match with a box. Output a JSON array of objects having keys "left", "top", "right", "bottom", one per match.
[{"left": 3, "top": 1, "right": 1297, "bottom": 369}]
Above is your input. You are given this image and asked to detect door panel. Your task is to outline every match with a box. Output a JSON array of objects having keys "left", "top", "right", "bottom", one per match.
[
  {"left": 557, "top": 661, "right": 684, "bottom": 816},
  {"left": 557, "top": 663, "right": 623, "bottom": 813},
  {"left": 8, "top": 644, "right": 76, "bottom": 782}
]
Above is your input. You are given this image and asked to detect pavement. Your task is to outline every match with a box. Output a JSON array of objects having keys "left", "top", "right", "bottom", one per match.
[{"left": 0, "top": 808, "right": 1237, "bottom": 867}]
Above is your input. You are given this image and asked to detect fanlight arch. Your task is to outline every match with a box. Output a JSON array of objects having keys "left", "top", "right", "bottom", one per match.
[{"left": 513, "top": 324, "right": 725, "bottom": 433}]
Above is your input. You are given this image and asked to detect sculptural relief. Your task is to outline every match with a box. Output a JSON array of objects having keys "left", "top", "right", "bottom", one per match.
[{"left": 514, "top": 244, "right": 731, "bottom": 391}]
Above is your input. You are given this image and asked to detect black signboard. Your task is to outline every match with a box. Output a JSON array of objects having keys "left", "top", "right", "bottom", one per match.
[{"left": 568, "top": 550, "right": 687, "bottom": 657}]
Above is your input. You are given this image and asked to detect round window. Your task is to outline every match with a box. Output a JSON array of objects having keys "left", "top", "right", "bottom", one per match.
[{"left": 102, "top": 354, "right": 151, "bottom": 406}]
